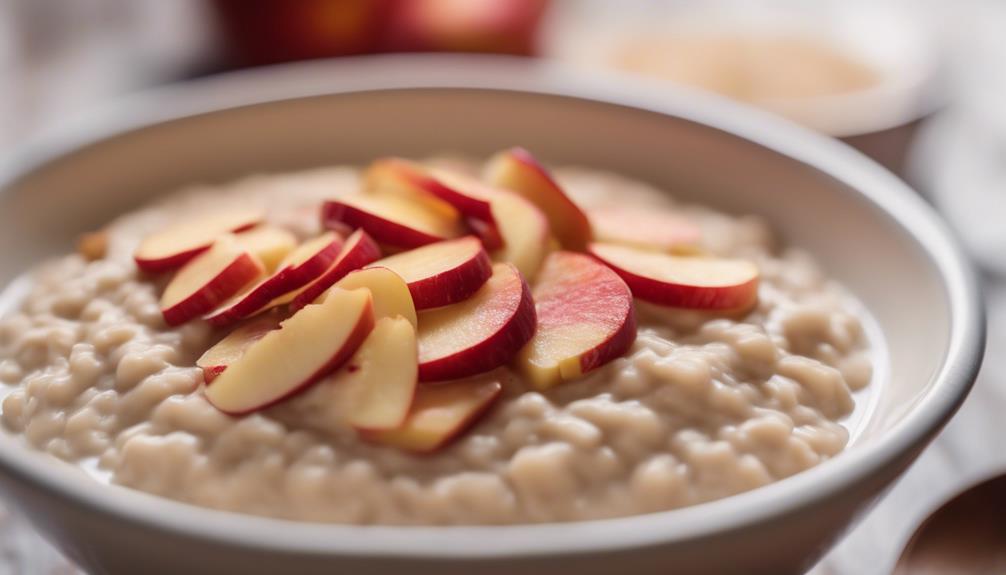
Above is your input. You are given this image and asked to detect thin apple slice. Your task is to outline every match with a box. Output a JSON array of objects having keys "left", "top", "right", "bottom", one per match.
[
  {"left": 197, "top": 315, "right": 282, "bottom": 383},
  {"left": 289, "top": 230, "right": 382, "bottom": 312},
  {"left": 332, "top": 267, "right": 417, "bottom": 328},
  {"left": 203, "top": 232, "right": 343, "bottom": 327},
  {"left": 234, "top": 226, "right": 298, "bottom": 272},
  {"left": 588, "top": 206, "right": 701, "bottom": 253},
  {"left": 369, "top": 161, "right": 507, "bottom": 251},
  {"left": 160, "top": 235, "right": 265, "bottom": 326},
  {"left": 485, "top": 147, "right": 591, "bottom": 250},
  {"left": 517, "top": 251, "right": 636, "bottom": 389},
  {"left": 589, "top": 242, "right": 760, "bottom": 310},
  {"left": 489, "top": 190, "right": 550, "bottom": 280},
  {"left": 417, "top": 263, "right": 536, "bottom": 382},
  {"left": 362, "top": 379, "right": 502, "bottom": 453},
  {"left": 426, "top": 168, "right": 497, "bottom": 223},
  {"left": 333, "top": 316, "right": 418, "bottom": 432},
  {"left": 364, "top": 158, "right": 465, "bottom": 221},
  {"left": 134, "top": 208, "right": 264, "bottom": 272},
  {"left": 274, "top": 232, "right": 345, "bottom": 283},
  {"left": 465, "top": 216, "right": 503, "bottom": 251},
  {"left": 204, "top": 287, "right": 375, "bottom": 415},
  {"left": 322, "top": 193, "right": 465, "bottom": 249},
  {"left": 369, "top": 236, "right": 492, "bottom": 310}
]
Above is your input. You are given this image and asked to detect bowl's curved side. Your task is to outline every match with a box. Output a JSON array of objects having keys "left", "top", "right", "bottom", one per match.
[{"left": 0, "top": 57, "right": 984, "bottom": 575}]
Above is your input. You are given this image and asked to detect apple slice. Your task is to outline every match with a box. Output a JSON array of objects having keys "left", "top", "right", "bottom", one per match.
[
  {"left": 204, "top": 287, "right": 375, "bottom": 415},
  {"left": 485, "top": 147, "right": 591, "bottom": 250},
  {"left": 160, "top": 235, "right": 265, "bottom": 326},
  {"left": 322, "top": 193, "right": 465, "bottom": 249},
  {"left": 369, "top": 236, "right": 492, "bottom": 310},
  {"left": 274, "top": 232, "right": 345, "bottom": 283},
  {"left": 134, "top": 208, "right": 264, "bottom": 272},
  {"left": 589, "top": 242, "right": 760, "bottom": 310},
  {"left": 488, "top": 190, "right": 550, "bottom": 280},
  {"left": 332, "top": 316, "right": 418, "bottom": 432},
  {"left": 332, "top": 267, "right": 417, "bottom": 328},
  {"left": 424, "top": 168, "right": 497, "bottom": 223},
  {"left": 197, "top": 315, "right": 282, "bottom": 383},
  {"left": 203, "top": 232, "right": 343, "bottom": 327},
  {"left": 289, "top": 230, "right": 382, "bottom": 312},
  {"left": 362, "top": 379, "right": 502, "bottom": 453},
  {"left": 417, "top": 263, "right": 536, "bottom": 382},
  {"left": 465, "top": 216, "right": 503, "bottom": 251},
  {"left": 588, "top": 206, "right": 701, "bottom": 253},
  {"left": 234, "top": 226, "right": 298, "bottom": 272},
  {"left": 517, "top": 251, "right": 636, "bottom": 389},
  {"left": 364, "top": 158, "right": 466, "bottom": 221}
]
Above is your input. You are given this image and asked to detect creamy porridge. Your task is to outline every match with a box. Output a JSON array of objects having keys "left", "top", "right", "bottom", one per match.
[{"left": 0, "top": 152, "right": 873, "bottom": 525}]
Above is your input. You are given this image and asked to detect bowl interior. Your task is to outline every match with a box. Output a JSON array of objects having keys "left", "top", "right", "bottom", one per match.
[{"left": 0, "top": 86, "right": 947, "bottom": 446}]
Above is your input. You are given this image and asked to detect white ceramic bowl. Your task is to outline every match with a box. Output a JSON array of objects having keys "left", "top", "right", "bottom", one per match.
[{"left": 0, "top": 57, "right": 983, "bottom": 575}]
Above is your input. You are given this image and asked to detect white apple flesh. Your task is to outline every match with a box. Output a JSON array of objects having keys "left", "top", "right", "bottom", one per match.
[
  {"left": 335, "top": 316, "right": 419, "bottom": 432},
  {"left": 197, "top": 314, "right": 282, "bottom": 383},
  {"left": 588, "top": 242, "right": 760, "bottom": 310},
  {"left": 322, "top": 193, "right": 464, "bottom": 249},
  {"left": 331, "top": 267, "right": 417, "bottom": 328},
  {"left": 204, "top": 287, "right": 375, "bottom": 415},
  {"left": 204, "top": 232, "right": 343, "bottom": 327},
  {"left": 416, "top": 263, "right": 536, "bottom": 382},
  {"left": 289, "top": 230, "right": 382, "bottom": 312},
  {"left": 487, "top": 189, "right": 550, "bottom": 280},
  {"left": 588, "top": 206, "right": 701, "bottom": 253},
  {"left": 485, "top": 147, "right": 592, "bottom": 251},
  {"left": 159, "top": 235, "right": 265, "bottom": 326},
  {"left": 517, "top": 251, "right": 636, "bottom": 389},
  {"left": 233, "top": 225, "right": 298, "bottom": 272},
  {"left": 369, "top": 236, "right": 492, "bottom": 310},
  {"left": 134, "top": 208, "right": 264, "bottom": 272},
  {"left": 361, "top": 379, "right": 502, "bottom": 453}
]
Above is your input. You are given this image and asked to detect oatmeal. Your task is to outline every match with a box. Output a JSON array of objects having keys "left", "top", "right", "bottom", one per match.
[{"left": 0, "top": 155, "right": 873, "bottom": 525}]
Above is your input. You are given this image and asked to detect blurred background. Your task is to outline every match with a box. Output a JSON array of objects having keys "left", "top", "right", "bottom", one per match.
[{"left": 0, "top": 1, "right": 1004, "bottom": 573}]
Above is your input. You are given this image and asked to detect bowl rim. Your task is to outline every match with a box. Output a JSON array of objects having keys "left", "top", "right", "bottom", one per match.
[{"left": 0, "top": 55, "right": 985, "bottom": 559}]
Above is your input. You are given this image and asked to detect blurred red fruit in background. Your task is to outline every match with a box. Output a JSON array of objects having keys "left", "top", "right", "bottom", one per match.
[{"left": 211, "top": 0, "right": 549, "bottom": 68}]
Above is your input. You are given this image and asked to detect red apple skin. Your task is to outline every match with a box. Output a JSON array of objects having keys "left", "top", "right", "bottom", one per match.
[
  {"left": 322, "top": 199, "right": 448, "bottom": 249},
  {"left": 367, "top": 158, "right": 482, "bottom": 217},
  {"left": 588, "top": 243, "right": 759, "bottom": 310},
  {"left": 409, "top": 247, "right": 491, "bottom": 310},
  {"left": 587, "top": 206, "right": 702, "bottom": 253},
  {"left": 534, "top": 252, "right": 637, "bottom": 377},
  {"left": 418, "top": 264, "right": 537, "bottom": 382},
  {"left": 161, "top": 253, "right": 263, "bottom": 327},
  {"left": 466, "top": 217, "right": 504, "bottom": 251},
  {"left": 359, "top": 380, "right": 503, "bottom": 454},
  {"left": 290, "top": 230, "right": 382, "bottom": 311},
  {"left": 625, "top": 273, "right": 757, "bottom": 310},
  {"left": 372, "top": 236, "right": 493, "bottom": 310},
  {"left": 424, "top": 168, "right": 496, "bottom": 223},
  {"left": 203, "top": 277, "right": 279, "bottom": 328},
  {"left": 486, "top": 147, "right": 592, "bottom": 251},
  {"left": 198, "top": 315, "right": 282, "bottom": 383},
  {"left": 423, "top": 168, "right": 506, "bottom": 250},
  {"left": 135, "top": 221, "right": 261, "bottom": 274},
  {"left": 382, "top": 0, "right": 548, "bottom": 56},
  {"left": 204, "top": 233, "right": 343, "bottom": 327},
  {"left": 211, "top": 0, "right": 392, "bottom": 66},
  {"left": 211, "top": 297, "right": 376, "bottom": 416}
]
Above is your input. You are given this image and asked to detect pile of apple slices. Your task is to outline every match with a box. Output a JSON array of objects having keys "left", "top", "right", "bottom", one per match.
[{"left": 132, "top": 148, "right": 760, "bottom": 453}]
